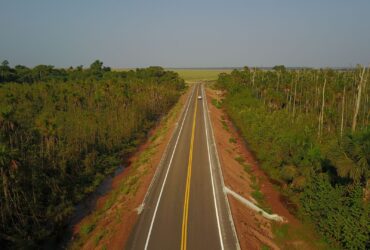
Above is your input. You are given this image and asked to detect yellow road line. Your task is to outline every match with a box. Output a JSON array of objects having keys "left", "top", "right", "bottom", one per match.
[{"left": 181, "top": 87, "right": 198, "bottom": 250}]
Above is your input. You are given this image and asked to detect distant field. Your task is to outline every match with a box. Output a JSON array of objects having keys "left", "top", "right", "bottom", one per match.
[
  {"left": 113, "top": 68, "right": 235, "bottom": 81},
  {"left": 168, "top": 69, "right": 234, "bottom": 81}
]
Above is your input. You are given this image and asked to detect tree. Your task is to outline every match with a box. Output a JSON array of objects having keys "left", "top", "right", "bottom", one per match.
[
  {"left": 32, "top": 65, "right": 54, "bottom": 81},
  {"left": 341, "top": 128, "right": 370, "bottom": 182},
  {"left": 14, "top": 65, "right": 32, "bottom": 83},
  {"left": 273, "top": 65, "right": 286, "bottom": 72},
  {"left": 0, "top": 60, "right": 11, "bottom": 82},
  {"left": 89, "top": 60, "right": 104, "bottom": 78},
  {"left": 90, "top": 60, "right": 103, "bottom": 72},
  {"left": 352, "top": 66, "right": 367, "bottom": 132}
]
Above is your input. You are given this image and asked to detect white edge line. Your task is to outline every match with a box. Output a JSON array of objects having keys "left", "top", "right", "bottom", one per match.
[
  {"left": 203, "top": 85, "right": 241, "bottom": 250},
  {"left": 144, "top": 85, "right": 195, "bottom": 250},
  {"left": 202, "top": 84, "right": 224, "bottom": 250}
]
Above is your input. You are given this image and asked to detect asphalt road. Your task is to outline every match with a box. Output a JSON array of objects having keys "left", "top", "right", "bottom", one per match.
[{"left": 126, "top": 84, "right": 239, "bottom": 250}]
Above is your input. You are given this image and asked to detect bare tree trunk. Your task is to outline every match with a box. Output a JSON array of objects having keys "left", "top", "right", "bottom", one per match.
[
  {"left": 366, "top": 91, "right": 369, "bottom": 128},
  {"left": 318, "top": 78, "right": 326, "bottom": 138},
  {"left": 292, "top": 73, "right": 298, "bottom": 118},
  {"left": 315, "top": 74, "right": 319, "bottom": 111},
  {"left": 304, "top": 88, "right": 307, "bottom": 114},
  {"left": 341, "top": 86, "right": 346, "bottom": 138},
  {"left": 352, "top": 66, "right": 366, "bottom": 132},
  {"left": 289, "top": 77, "right": 294, "bottom": 113},
  {"left": 299, "top": 78, "right": 303, "bottom": 114},
  {"left": 361, "top": 67, "right": 369, "bottom": 128},
  {"left": 286, "top": 88, "right": 290, "bottom": 110},
  {"left": 252, "top": 68, "right": 256, "bottom": 87}
]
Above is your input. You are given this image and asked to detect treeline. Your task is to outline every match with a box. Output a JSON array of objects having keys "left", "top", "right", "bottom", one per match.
[
  {"left": 0, "top": 60, "right": 185, "bottom": 248},
  {"left": 0, "top": 60, "right": 113, "bottom": 83},
  {"left": 216, "top": 66, "right": 369, "bottom": 249}
]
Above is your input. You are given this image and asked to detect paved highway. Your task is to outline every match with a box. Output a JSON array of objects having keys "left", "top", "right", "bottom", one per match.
[{"left": 126, "top": 84, "right": 239, "bottom": 250}]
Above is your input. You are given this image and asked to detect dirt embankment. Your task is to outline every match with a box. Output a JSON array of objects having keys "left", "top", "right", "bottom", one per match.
[
  {"left": 206, "top": 87, "right": 321, "bottom": 250},
  {"left": 69, "top": 89, "right": 191, "bottom": 250}
]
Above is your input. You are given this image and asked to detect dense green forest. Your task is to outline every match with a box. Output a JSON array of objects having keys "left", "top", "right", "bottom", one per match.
[
  {"left": 216, "top": 66, "right": 369, "bottom": 249},
  {"left": 0, "top": 60, "right": 185, "bottom": 248}
]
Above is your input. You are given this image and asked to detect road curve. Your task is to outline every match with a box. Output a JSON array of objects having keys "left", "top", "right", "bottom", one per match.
[{"left": 125, "top": 83, "right": 239, "bottom": 250}]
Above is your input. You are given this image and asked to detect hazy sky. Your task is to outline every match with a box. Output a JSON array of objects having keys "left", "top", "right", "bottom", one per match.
[{"left": 1, "top": 0, "right": 370, "bottom": 68}]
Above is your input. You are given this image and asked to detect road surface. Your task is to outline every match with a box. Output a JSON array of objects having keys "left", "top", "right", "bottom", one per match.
[{"left": 126, "top": 84, "right": 239, "bottom": 250}]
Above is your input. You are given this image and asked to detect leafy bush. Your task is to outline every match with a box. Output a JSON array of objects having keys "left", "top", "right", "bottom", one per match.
[{"left": 301, "top": 175, "right": 368, "bottom": 250}]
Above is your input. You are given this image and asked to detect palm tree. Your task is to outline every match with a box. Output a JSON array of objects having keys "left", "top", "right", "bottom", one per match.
[{"left": 337, "top": 128, "right": 370, "bottom": 183}]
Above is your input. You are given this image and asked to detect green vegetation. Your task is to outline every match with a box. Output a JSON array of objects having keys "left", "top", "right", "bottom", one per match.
[
  {"left": 216, "top": 66, "right": 369, "bottom": 249},
  {"left": 271, "top": 221, "right": 332, "bottom": 250},
  {"left": 250, "top": 175, "right": 272, "bottom": 213},
  {"left": 211, "top": 98, "right": 222, "bottom": 109},
  {"left": 93, "top": 229, "right": 107, "bottom": 246},
  {"left": 273, "top": 223, "right": 289, "bottom": 240},
  {"left": 234, "top": 155, "right": 246, "bottom": 164},
  {"left": 229, "top": 137, "right": 237, "bottom": 144},
  {"left": 261, "top": 245, "right": 270, "bottom": 250},
  {"left": 234, "top": 153, "right": 271, "bottom": 212},
  {"left": 235, "top": 154, "right": 251, "bottom": 173},
  {"left": 169, "top": 68, "right": 233, "bottom": 81},
  {"left": 0, "top": 60, "right": 185, "bottom": 248},
  {"left": 220, "top": 116, "right": 230, "bottom": 132},
  {"left": 81, "top": 223, "right": 95, "bottom": 236}
]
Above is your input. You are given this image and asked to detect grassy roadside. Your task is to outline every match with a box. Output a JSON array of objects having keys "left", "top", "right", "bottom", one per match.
[{"left": 68, "top": 87, "right": 189, "bottom": 249}]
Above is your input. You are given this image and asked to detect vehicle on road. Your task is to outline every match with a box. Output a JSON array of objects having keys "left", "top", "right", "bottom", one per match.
[{"left": 198, "top": 95, "right": 202, "bottom": 100}]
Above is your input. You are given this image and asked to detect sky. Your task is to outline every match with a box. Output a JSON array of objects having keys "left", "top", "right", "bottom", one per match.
[{"left": 1, "top": 0, "right": 370, "bottom": 68}]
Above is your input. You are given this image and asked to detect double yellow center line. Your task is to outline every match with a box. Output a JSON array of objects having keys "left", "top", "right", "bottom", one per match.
[{"left": 181, "top": 88, "right": 198, "bottom": 250}]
